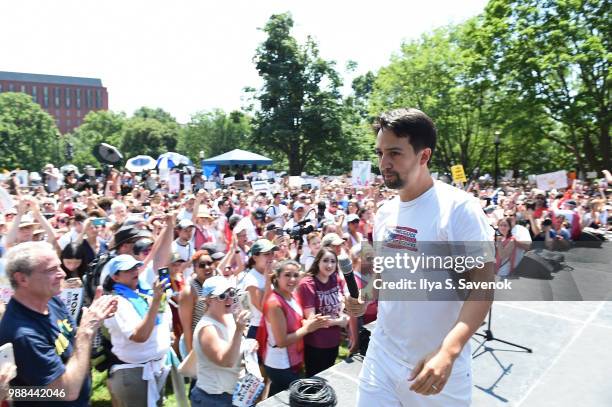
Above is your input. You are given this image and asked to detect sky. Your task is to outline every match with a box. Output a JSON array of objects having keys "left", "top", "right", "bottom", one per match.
[{"left": 1, "top": 0, "right": 488, "bottom": 123}]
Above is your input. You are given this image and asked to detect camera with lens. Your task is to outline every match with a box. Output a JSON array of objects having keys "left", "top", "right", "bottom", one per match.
[{"left": 285, "top": 220, "right": 314, "bottom": 242}]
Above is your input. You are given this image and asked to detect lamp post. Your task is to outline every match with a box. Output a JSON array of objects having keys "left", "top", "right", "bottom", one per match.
[
  {"left": 494, "top": 131, "right": 501, "bottom": 188},
  {"left": 199, "top": 150, "right": 205, "bottom": 171}
]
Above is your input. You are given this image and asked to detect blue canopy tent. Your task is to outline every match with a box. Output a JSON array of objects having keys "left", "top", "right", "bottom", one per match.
[{"left": 201, "top": 149, "right": 273, "bottom": 166}]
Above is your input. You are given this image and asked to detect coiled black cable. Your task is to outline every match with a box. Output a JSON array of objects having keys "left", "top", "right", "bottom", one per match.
[{"left": 288, "top": 377, "right": 338, "bottom": 406}]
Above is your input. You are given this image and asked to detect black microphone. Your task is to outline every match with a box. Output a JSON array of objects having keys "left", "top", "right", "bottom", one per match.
[{"left": 338, "top": 253, "right": 359, "bottom": 299}]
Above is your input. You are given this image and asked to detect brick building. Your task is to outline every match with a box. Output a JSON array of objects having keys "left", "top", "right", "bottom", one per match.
[{"left": 0, "top": 71, "right": 108, "bottom": 134}]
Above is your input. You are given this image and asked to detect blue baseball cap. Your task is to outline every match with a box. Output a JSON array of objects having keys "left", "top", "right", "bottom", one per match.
[{"left": 108, "top": 255, "right": 144, "bottom": 276}]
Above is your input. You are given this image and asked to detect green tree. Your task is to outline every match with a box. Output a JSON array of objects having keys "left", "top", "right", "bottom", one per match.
[
  {"left": 250, "top": 13, "right": 350, "bottom": 175},
  {"left": 120, "top": 117, "right": 179, "bottom": 159},
  {"left": 133, "top": 107, "right": 177, "bottom": 124},
  {"left": 178, "top": 109, "right": 252, "bottom": 162},
  {"left": 369, "top": 22, "right": 501, "bottom": 175},
  {"left": 483, "top": 0, "right": 611, "bottom": 173},
  {"left": 0, "top": 92, "right": 61, "bottom": 171},
  {"left": 68, "top": 110, "right": 126, "bottom": 167}
]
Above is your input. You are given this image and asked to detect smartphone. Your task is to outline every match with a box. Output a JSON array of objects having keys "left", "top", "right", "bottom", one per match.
[
  {"left": 231, "top": 290, "right": 251, "bottom": 314},
  {"left": 158, "top": 267, "right": 170, "bottom": 283},
  {"left": 92, "top": 218, "right": 106, "bottom": 227},
  {"left": 0, "top": 343, "right": 17, "bottom": 380}
]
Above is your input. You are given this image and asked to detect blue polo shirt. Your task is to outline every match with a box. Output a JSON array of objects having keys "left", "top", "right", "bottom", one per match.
[{"left": 0, "top": 296, "right": 91, "bottom": 406}]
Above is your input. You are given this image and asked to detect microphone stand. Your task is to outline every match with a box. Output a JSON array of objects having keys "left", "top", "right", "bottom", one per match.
[{"left": 474, "top": 307, "right": 532, "bottom": 353}]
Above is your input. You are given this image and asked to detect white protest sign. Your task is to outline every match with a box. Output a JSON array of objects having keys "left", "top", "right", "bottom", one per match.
[
  {"left": 58, "top": 287, "right": 84, "bottom": 320},
  {"left": 204, "top": 181, "right": 217, "bottom": 191},
  {"left": 232, "top": 373, "right": 264, "bottom": 407},
  {"left": 352, "top": 161, "right": 371, "bottom": 187},
  {"left": 0, "top": 186, "right": 14, "bottom": 212},
  {"left": 158, "top": 167, "right": 170, "bottom": 181},
  {"left": 251, "top": 181, "right": 270, "bottom": 195},
  {"left": 267, "top": 171, "right": 276, "bottom": 179},
  {"left": 223, "top": 176, "right": 235, "bottom": 185},
  {"left": 259, "top": 170, "right": 268, "bottom": 180},
  {"left": 16, "top": 170, "right": 29, "bottom": 187},
  {"left": 536, "top": 170, "right": 568, "bottom": 191},
  {"left": 301, "top": 177, "right": 320, "bottom": 190},
  {"left": 289, "top": 176, "right": 303, "bottom": 189},
  {"left": 168, "top": 173, "right": 181, "bottom": 194},
  {"left": 503, "top": 170, "right": 514, "bottom": 180},
  {"left": 183, "top": 174, "right": 192, "bottom": 192},
  {"left": 587, "top": 171, "right": 598, "bottom": 179}
]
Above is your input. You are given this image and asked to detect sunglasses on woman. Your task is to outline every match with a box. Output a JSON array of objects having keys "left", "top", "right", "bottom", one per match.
[{"left": 215, "top": 289, "right": 236, "bottom": 300}]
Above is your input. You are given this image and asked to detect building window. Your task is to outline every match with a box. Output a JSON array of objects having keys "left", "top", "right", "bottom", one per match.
[
  {"left": 32, "top": 86, "right": 38, "bottom": 102},
  {"left": 86, "top": 89, "right": 93, "bottom": 108},
  {"left": 67, "top": 119, "right": 71, "bottom": 127},
  {"left": 95, "top": 89, "right": 102, "bottom": 108},
  {"left": 77, "top": 110, "right": 81, "bottom": 117},
  {"left": 0, "top": 83, "right": 3, "bottom": 93},
  {"left": 75, "top": 88, "right": 81, "bottom": 109},
  {"left": 66, "top": 109, "right": 70, "bottom": 116},
  {"left": 54, "top": 87, "right": 60, "bottom": 107},
  {"left": 8, "top": 83, "right": 14, "bottom": 92},
  {"left": 43, "top": 86, "right": 49, "bottom": 108},
  {"left": 65, "top": 88, "right": 71, "bottom": 108},
  {"left": 20, "top": 85, "right": 26, "bottom": 93}
]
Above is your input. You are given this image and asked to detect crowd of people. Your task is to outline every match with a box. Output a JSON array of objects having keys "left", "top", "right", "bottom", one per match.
[{"left": 0, "top": 155, "right": 610, "bottom": 406}]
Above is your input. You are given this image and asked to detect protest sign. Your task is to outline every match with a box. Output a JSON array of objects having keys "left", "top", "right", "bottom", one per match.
[
  {"left": 158, "top": 167, "right": 170, "bottom": 181},
  {"left": 183, "top": 174, "right": 192, "bottom": 192},
  {"left": 352, "top": 161, "right": 371, "bottom": 187},
  {"left": 587, "top": 171, "right": 598, "bottom": 179},
  {"left": 58, "top": 287, "right": 84, "bottom": 320},
  {"left": 204, "top": 181, "right": 217, "bottom": 191},
  {"left": 451, "top": 165, "right": 467, "bottom": 183},
  {"left": 223, "top": 176, "right": 235, "bottom": 185},
  {"left": 16, "top": 170, "right": 28, "bottom": 187},
  {"left": 289, "top": 176, "right": 303, "bottom": 189},
  {"left": 168, "top": 173, "right": 181, "bottom": 194},
  {"left": 536, "top": 170, "right": 568, "bottom": 191},
  {"left": 251, "top": 181, "right": 270, "bottom": 195},
  {"left": 0, "top": 186, "right": 14, "bottom": 212}
]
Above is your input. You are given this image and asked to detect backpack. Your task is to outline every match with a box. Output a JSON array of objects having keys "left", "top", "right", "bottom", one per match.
[{"left": 82, "top": 252, "right": 115, "bottom": 305}]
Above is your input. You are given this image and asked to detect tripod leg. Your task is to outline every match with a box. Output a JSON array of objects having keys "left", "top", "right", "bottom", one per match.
[{"left": 489, "top": 337, "right": 532, "bottom": 353}]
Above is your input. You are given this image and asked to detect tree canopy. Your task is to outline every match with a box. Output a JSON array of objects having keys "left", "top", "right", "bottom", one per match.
[{"left": 0, "top": 92, "right": 61, "bottom": 171}]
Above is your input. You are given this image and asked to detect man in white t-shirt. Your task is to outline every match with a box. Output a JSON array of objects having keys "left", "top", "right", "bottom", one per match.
[
  {"left": 350, "top": 108, "right": 495, "bottom": 407},
  {"left": 265, "top": 193, "right": 288, "bottom": 227}
]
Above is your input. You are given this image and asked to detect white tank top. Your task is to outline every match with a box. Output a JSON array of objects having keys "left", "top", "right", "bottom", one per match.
[
  {"left": 193, "top": 315, "right": 241, "bottom": 394},
  {"left": 264, "top": 297, "right": 303, "bottom": 369}
]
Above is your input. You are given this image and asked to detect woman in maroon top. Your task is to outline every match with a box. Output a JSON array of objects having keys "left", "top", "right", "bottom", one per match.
[{"left": 296, "top": 247, "right": 349, "bottom": 377}]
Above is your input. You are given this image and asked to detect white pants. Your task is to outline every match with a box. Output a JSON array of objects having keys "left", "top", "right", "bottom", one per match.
[{"left": 357, "top": 342, "right": 472, "bottom": 407}]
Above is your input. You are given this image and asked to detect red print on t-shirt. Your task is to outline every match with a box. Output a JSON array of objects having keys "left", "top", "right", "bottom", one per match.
[{"left": 384, "top": 225, "right": 418, "bottom": 251}]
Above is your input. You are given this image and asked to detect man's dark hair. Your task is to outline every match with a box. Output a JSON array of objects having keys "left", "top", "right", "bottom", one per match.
[{"left": 373, "top": 108, "right": 437, "bottom": 161}]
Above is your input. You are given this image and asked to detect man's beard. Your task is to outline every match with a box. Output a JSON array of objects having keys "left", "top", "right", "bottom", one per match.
[{"left": 383, "top": 171, "right": 405, "bottom": 189}]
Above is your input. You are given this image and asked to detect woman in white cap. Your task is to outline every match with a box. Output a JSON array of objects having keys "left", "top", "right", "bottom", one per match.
[
  {"left": 240, "top": 239, "right": 278, "bottom": 339},
  {"left": 103, "top": 255, "right": 172, "bottom": 407},
  {"left": 191, "top": 276, "right": 250, "bottom": 406}
]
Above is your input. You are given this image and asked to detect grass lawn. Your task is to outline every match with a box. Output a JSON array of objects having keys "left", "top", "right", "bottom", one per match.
[{"left": 90, "top": 343, "right": 350, "bottom": 406}]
